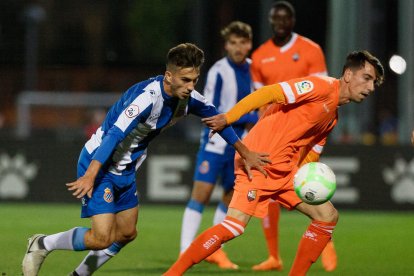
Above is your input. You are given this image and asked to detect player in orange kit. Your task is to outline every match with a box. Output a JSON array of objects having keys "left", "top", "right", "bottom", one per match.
[
  {"left": 250, "top": 1, "right": 333, "bottom": 271},
  {"left": 164, "top": 50, "right": 384, "bottom": 276}
]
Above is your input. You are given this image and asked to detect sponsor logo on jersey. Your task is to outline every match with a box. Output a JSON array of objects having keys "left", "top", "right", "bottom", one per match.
[
  {"left": 199, "top": 160, "right": 210, "bottom": 174},
  {"left": 247, "top": 189, "right": 257, "bottom": 202},
  {"left": 261, "top": 56, "right": 276, "bottom": 64},
  {"left": 125, "top": 104, "right": 139, "bottom": 118},
  {"left": 294, "top": 80, "right": 314, "bottom": 95},
  {"left": 103, "top": 187, "right": 113, "bottom": 203}
]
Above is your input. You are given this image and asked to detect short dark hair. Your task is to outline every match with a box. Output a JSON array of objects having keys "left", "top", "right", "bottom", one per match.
[
  {"left": 221, "top": 21, "right": 252, "bottom": 41},
  {"left": 272, "top": 1, "right": 295, "bottom": 18},
  {"left": 342, "top": 50, "right": 385, "bottom": 86},
  {"left": 166, "top": 43, "right": 205, "bottom": 70}
]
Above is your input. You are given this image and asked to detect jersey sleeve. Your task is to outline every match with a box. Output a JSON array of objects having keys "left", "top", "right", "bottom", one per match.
[
  {"left": 225, "top": 84, "right": 286, "bottom": 124},
  {"left": 307, "top": 45, "right": 328, "bottom": 76},
  {"left": 278, "top": 76, "right": 329, "bottom": 105},
  {"left": 188, "top": 91, "right": 239, "bottom": 146},
  {"left": 251, "top": 51, "right": 264, "bottom": 89},
  {"left": 232, "top": 112, "right": 259, "bottom": 126}
]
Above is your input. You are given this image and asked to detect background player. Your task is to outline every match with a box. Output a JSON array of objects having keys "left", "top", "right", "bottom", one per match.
[
  {"left": 250, "top": 1, "right": 336, "bottom": 272},
  {"left": 22, "top": 43, "right": 269, "bottom": 276},
  {"left": 165, "top": 50, "right": 384, "bottom": 276},
  {"left": 179, "top": 21, "right": 257, "bottom": 270}
]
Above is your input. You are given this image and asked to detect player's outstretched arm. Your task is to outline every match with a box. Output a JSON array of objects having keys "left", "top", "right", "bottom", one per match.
[
  {"left": 233, "top": 140, "right": 271, "bottom": 179},
  {"left": 202, "top": 84, "right": 284, "bottom": 131},
  {"left": 66, "top": 159, "right": 102, "bottom": 198}
]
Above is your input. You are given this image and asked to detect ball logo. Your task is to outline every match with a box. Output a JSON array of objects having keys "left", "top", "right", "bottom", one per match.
[
  {"left": 125, "top": 104, "right": 139, "bottom": 118},
  {"left": 294, "top": 80, "right": 314, "bottom": 95},
  {"left": 103, "top": 187, "right": 113, "bottom": 203},
  {"left": 305, "top": 191, "right": 315, "bottom": 202}
]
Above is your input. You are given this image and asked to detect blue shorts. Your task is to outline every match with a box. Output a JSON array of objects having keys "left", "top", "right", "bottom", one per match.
[
  {"left": 193, "top": 150, "right": 235, "bottom": 192},
  {"left": 77, "top": 148, "right": 139, "bottom": 218}
]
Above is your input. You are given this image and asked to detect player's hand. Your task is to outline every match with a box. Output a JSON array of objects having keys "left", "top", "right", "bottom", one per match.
[
  {"left": 202, "top": 114, "right": 228, "bottom": 132},
  {"left": 66, "top": 175, "right": 94, "bottom": 199},
  {"left": 243, "top": 151, "right": 271, "bottom": 180}
]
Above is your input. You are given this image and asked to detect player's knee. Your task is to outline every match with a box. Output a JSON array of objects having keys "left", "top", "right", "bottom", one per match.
[
  {"left": 321, "top": 206, "right": 338, "bottom": 223},
  {"left": 191, "top": 194, "right": 210, "bottom": 204},
  {"left": 117, "top": 227, "right": 138, "bottom": 244},
  {"left": 124, "top": 227, "right": 138, "bottom": 242},
  {"left": 92, "top": 233, "right": 115, "bottom": 249}
]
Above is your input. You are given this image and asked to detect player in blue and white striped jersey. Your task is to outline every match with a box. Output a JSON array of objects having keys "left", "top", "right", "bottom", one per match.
[
  {"left": 179, "top": 22, "right": 258, "bottom": 269},
  {"left": 22, "top": 43, "right": 270, "bottom": 276}
]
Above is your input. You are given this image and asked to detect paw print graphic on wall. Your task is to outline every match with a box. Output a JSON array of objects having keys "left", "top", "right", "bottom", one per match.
[
  {"left": 383, "top": 158, "right": 414, "bottom": 203},
  {"left": 0, "top": 153, "right": 38, "bottom": 199}
]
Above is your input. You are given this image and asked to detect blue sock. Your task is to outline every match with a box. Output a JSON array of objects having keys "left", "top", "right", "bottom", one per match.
[
  {"left": 72, "top": 227, "right": 89, "bottom": 251},
  {"left": 187, "top": 199, "right": 205, "bottom": 213}
]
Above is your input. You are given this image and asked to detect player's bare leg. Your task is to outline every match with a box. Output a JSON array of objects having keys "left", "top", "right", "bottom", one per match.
[
  {"left": 164, "top": 208, "right": 250, "bottom": 275},
  {"left": 181, "top": 182, "right": 238, "bottom": 269},
  {"left": 23, "top": 214, "right": 116, "bottom": 276},
  {"left": 71, "top": 207, "right": 138, "bottom": 275},
  {"left": 289, "top": 201, "right": 338, "bottom": 275}
]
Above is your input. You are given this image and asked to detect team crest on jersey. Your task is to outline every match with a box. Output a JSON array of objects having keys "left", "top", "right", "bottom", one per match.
[
  {"left": 199, "top": 160, "right": 210, "bottom": 174},
  {"left": 103, "top": 187, "right": 113, "bottom": 203},
  {"left": 294, "top": 80, "right": 314, "bottom": 95},
  {"left": 247, "top": 190, "right": 257, "bottom": 202},
  {"left": 125, "top": 104, "right": 139, "bottom": 118},
  {"left": 292, "top": 53, "right": 300, "bottom": 61}
]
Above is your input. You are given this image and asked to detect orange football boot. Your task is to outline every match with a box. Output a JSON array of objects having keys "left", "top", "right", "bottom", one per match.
[
  {"left": 321, "top": 240, "right": 337, "bottom": 272},
  {"left": 205, "top": 248, "right": 239, "bottom": 269},
  {"left": 252, "top": 255, "right": 283, "bottom": 271}
]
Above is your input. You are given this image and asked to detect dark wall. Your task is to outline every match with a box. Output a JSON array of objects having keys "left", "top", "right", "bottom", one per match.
[{"left": 1, "top": 136, "right": 413, "bottom": 210}]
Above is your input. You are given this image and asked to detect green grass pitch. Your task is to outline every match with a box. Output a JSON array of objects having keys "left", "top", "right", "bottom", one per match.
[{"left": 1, "top": 203, "right": 413, "bottom": 275}]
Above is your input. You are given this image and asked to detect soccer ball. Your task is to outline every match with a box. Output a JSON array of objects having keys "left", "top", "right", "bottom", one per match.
[{"left": 293, "top": 162, "right": 336, "bottom": 205}]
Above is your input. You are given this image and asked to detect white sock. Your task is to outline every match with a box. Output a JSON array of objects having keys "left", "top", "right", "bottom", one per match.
[
  {"left": 180, "top": 207, "right": 202, "bottom": 253},
  {"left": 74, "top": 242, "right": 123, "bottom": 275},
  {"left": 43, "top": 227, "right": 77, "bottom": 251},
  {"left": 74, "top": 250, "right": 112, "bottom": 276},
  {"left": 213, "top": 202, "right": 227, "bottom": 225}
]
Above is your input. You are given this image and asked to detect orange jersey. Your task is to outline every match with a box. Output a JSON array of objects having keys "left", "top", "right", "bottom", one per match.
[
  {"left": 234, "top": 75, "right": 339, "bottom": 190},
  {"left": 251, "top": 33, "right": 327, "bottom": 88}
]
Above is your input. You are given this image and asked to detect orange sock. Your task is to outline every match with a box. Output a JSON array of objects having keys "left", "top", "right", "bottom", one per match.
[
  {"left": 262, "top": 201, "right": 280, "bottom": 258},
  {"left": 164, "top": 216, "right": 245, "bottom": 276},
  {"left": 289, "top": 220, "right": 336, "bottom": 276}
]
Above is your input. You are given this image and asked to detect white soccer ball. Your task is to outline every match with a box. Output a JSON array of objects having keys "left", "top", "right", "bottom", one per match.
[{"left": 293, "top": 162, "right": 336, "bottom": 205}]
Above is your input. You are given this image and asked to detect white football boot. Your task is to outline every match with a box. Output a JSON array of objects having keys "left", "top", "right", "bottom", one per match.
[{"left": 22, "top": 234, "right": 50, "bottom": 276}]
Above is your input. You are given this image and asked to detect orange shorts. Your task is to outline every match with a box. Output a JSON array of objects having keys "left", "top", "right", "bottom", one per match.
[{"left": 228, "top": 170, "right": 302, "bottom": 218}]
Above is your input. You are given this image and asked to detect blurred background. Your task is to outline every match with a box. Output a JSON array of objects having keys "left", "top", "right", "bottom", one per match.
[{"left": 0, "top": 0, "right": 414, "bottom": 209}]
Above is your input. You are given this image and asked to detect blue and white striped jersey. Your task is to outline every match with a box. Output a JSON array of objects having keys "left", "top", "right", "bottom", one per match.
[
  {"left": 83, "top": 75, "right": 239, "bottom": 180},
  {"left": 200, "top": 57, "right": 258, "bottom": 155}
]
